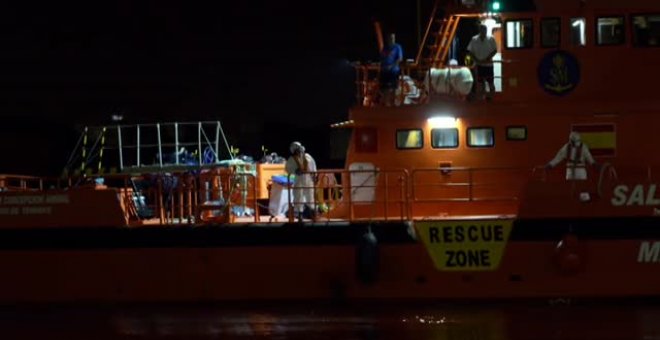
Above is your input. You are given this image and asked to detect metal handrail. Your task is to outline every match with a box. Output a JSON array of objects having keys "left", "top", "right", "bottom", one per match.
[
  {"left": 7, "top": 163, "right": 654, "bottom": 225},
  {"left": 410, "top": 166, "right": 534, "bottom": 203},
  {"left": 284, "top": 168, "right": 410, "bottom": 223}
]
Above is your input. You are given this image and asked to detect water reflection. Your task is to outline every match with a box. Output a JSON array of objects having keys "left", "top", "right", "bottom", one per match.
[{"left": 1, "top": 301, "right": 660, "bottom": 339}]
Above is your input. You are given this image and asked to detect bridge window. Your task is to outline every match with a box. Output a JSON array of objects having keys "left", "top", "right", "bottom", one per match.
[
  {"left": 506, "top": 126, "right": 527, "bottom": 141},
  {"left": 541, "top": 18, "right": 560, "bottom": 48},
  {"left": 396, "top": 129, "right": 423, "bottom": 149},
  {"left": 505, "top": 19, "right": 533, "bottom": 49},
  {"left": 570, "top": 17, "right": 587, "bottom": 46},
  {"left": 467, "top": 127, "right": 494, "bottom": 147},
  {"left": 632, "top": 15, "right": 660, "bottom": 47},
  {"left": 431, "top": 128, "right": 459, "bottom": 149},
  {"left": 597, "top": 16, "right": 625, "bottom": 46}
]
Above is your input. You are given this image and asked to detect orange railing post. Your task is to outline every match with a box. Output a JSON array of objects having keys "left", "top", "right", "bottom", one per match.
[
  {"left": 468, "top": 167, "right": 474, "bottom": 201},
  {"left": 347, "top": 171, "right": 354, "bottom": 220},
  {"left": 384, "top": 173, "right": 389, "bottom": 221},
  {"left": 402, "top": 170, "right": 410, "bottom": 220},
  {"left": 287, "top": 173, "right": 294, "bottom": 223},
  {"left": 252, "top": 173, "right": 259, "bottom": 223},
  {"left": 157, "top": 177, "right": 165, "bottom": 225}
]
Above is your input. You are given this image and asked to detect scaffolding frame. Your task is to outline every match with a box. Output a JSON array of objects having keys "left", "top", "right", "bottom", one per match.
[{"left": 66, "top": 121, "right": 233, "bottom": 175}]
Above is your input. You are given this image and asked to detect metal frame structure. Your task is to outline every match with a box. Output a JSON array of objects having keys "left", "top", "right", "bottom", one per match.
[{"left": 66, "top": 121, "right": 233, "bottom": 175}]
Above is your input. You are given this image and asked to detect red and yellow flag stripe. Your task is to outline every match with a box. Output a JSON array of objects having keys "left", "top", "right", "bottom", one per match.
[{"left": 571, "top": 124, "right": 616, "bottom": 157}]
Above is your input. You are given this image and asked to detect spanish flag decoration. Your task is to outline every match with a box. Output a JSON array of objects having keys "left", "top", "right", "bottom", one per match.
[{"left": 571, "top": 124, "right": 616, "bottom": 157}]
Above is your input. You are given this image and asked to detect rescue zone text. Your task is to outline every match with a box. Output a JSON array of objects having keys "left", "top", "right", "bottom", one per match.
[
  {"left": 429, "top": 224, "right": 505, "bottom": 267},
  {"left": 416, "top": 220, "right": 513, "bottom": 271}
]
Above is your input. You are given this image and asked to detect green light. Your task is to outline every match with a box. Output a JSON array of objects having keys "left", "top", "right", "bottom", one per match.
[{"left": 492, "top": 1, "right": 501, "bottom": 11}]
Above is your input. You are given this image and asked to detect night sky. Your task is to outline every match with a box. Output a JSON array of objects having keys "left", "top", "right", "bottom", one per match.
[{"left": 0, "top": 0, "right": 423, "bottom": 175}]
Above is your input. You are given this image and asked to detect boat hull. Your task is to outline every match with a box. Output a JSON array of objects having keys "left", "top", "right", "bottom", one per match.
[{"left": 0, "top": 219, "right": 658, "bottom": 302}]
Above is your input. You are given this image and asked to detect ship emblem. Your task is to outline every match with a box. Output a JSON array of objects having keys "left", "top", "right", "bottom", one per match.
[{"left": 538, "top": 50, "right": 580, "bottom": 96}]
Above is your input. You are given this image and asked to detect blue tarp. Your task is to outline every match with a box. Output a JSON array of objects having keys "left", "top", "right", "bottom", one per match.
[{"left": 272, "top": 174, "right": 293, "bottom": 186}]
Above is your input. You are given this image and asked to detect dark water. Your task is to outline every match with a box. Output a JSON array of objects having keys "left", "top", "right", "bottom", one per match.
[{"left": 2, "top": 300, "right": 660, "bottom": 339}]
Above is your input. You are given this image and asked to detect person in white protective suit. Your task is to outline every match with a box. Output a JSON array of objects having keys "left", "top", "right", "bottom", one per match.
[
  {"left": 546, "top": 132, "right": 598, "bottom": 180},
  {"left": 285, "top": 141, "right": 317, "bottom": 218},
  {"left": 546, "top": 132, "right": 599, "bottom": 201}
]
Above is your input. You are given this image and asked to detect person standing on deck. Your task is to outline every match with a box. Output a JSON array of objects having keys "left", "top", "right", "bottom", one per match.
[
  {"left": 546, "top": 132, "right": 599, "bottom": 202},
  {"left": 380, "top": 33, "right": 404, "bottom": 107},
  {"left": 467, "top": 24, "right": 498, "bottom": 101},
  {"left": 546, "top": 132, "right": 597, "bottom": 181},
  {"left": 285, "top": 141, "right": 317, "bottom": 219}
]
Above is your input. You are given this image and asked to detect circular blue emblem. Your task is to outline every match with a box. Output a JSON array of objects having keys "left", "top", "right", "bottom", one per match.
[{"left": 537, "top": 50, "right": 580, "bottom": 96}]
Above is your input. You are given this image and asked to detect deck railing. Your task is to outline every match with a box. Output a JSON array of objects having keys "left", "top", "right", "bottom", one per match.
[
  {"left": 354, "top": 59, "right": 506, "bottom": 107},
  {"left": 410, "top": 166, "right": 533, "bottom": 203},
  {"left": 0, "top": 175, "right": 45, "bottom": 191},
  {"left": 284, "top": 169, "right": 410, "bottom": 223},
  {"left": 3, "top": 163, "right": 653, "bottom": 225}
]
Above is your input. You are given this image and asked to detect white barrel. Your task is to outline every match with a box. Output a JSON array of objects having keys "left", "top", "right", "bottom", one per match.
[{"left": 425, "top": 67, "right": 474, "bottom": 96}]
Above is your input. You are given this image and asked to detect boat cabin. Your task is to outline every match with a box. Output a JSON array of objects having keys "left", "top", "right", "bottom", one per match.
[
  {"left": 1, "top": 0, "right": 660, "bottom": 227},
  {"left": 339, "top": 0, "right": 660, "bottom": 219}
]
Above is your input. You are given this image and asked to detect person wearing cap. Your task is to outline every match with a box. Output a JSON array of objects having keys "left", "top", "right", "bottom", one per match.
[
  {"left": 285, "top": 141, "right": 317, "bottom": 219},
  {"left": 546, "top": 131, "right": 597, "bottom": 180}
]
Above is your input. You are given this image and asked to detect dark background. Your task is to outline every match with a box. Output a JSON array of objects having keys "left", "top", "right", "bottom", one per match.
[
  {"left": 0, "top": 0, "right": 424, "bottom": 175},
  {"left": 0, "top": 0, "right": 535, "bottom": 176}
]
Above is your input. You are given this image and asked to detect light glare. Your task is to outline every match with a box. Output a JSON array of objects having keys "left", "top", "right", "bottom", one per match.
[{"left": 427, "top": 116, "right": 458, "bottom": 128}]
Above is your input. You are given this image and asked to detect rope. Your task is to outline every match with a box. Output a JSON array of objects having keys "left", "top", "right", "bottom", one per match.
[
  {"left": 82, "top": 129, "right": 105, "bottom": 172},
  {"left": 79, "top": 127, "right": 89, "bottom": 173},
  {"left": 97, "top": 127, "right": 107, "bottom": 174},
  {"left": 597, "top": 162, "right": 617, "bottom": 198}
]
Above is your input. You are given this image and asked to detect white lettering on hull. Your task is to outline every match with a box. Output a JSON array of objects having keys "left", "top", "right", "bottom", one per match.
[
  {"left": 0, "top": 194, "right": 69, "bottom": 216},
  {"left": 638, "top": 241, "right": 660, "bottom": 263},
  {"left": 0, "top": 194, "right": 69, "bottom": 206},
  {"left": 611, "top": 185, "right": 660, "bottom": 206}
]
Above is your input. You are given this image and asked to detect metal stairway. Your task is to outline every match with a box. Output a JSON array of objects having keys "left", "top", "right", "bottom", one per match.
[{"left": 415, "top": 0, "right": 462, "bottom": 73}]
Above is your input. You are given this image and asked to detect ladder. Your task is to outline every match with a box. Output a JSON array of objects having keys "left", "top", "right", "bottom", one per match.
[{"left": 415, "top": 0, "right": 462, "bottom": 72}]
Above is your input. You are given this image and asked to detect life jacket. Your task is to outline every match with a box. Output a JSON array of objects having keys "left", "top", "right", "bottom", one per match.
[{"left": 567, "top": 143, "right": 585, "bottom": 168}]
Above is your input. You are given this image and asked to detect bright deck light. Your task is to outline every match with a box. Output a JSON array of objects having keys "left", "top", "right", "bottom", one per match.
[{"left": 427, "top": 116, "right": 458, "bottom": 128}]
